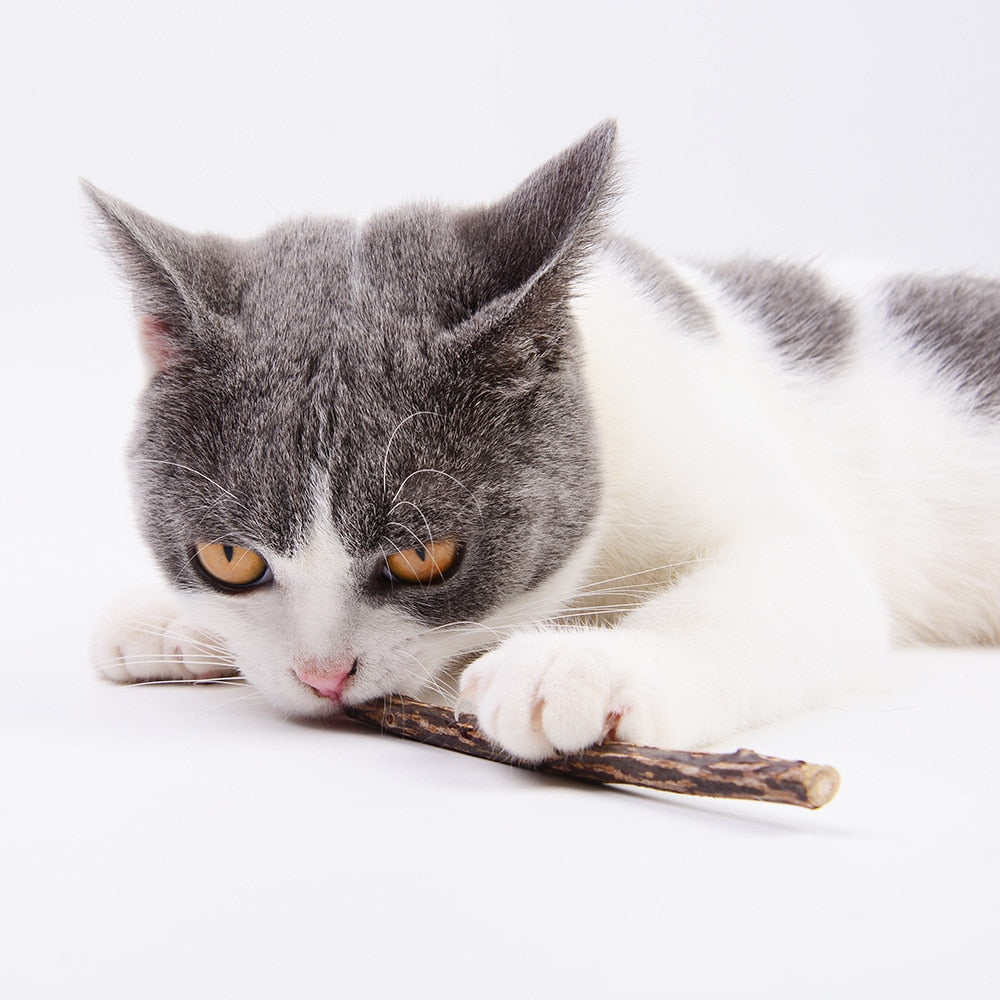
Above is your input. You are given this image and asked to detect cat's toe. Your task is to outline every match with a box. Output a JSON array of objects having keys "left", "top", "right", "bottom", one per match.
[
  {"left": 459, "top": 652, "right": 551, "bottom": 760},
  {"left": 533, "top": 648, "right": 621, "bottom": 753},
  {"left": 91, "top": 592, "right": 236, "bottom": 684},
  {"left": 460, "top": 633, "right": 627, "bottom": 761}
]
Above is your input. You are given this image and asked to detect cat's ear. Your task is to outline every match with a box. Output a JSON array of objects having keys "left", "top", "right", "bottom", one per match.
[
  {"left": 82, "top": 181, "right": 240, "bottom": 372},
  {"left": 455, "top": 120, "right": 619, "bottom": 319}
]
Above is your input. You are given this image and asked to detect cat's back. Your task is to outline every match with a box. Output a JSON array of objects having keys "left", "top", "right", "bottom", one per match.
[
  {"left": 597, "top": 237, "right": 1000, "bottom": 402},
  {"left": 572, "top": 240, "right": 1000, "bottom": 643}
]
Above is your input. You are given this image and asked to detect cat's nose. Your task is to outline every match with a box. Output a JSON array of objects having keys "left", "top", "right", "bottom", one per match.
[{"left": 294, "top": 659, "right": 355, "bottom": 702}]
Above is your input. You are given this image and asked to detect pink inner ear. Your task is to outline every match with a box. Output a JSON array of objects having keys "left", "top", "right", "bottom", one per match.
[{"left": 139, "top": 316, "right": 176, "bottom": 371}]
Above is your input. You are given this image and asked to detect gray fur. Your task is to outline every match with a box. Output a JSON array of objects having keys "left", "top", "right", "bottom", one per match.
[
  {"left": 606, "top": 234, "right": 715, "bottom": 334},
  {"left": 84, "top": 124, "right": 618, "bottom": 628},
  {"left": 886, "top": 273, "right": 1000, "bottom": 411},
  {"left": 706, "top": 257, "right": 854, "bottom": 368}
]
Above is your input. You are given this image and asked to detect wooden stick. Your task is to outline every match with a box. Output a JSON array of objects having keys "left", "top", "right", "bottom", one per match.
[{"left": 344, "top": 696, "right": 840, "bottom": 809}]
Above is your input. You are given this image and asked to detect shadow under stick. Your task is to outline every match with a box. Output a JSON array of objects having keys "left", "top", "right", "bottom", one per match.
[{"left": 344, "top": 696, "right": 840, "bottom": 809}]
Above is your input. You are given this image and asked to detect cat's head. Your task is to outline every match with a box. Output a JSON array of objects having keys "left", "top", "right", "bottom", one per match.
[{"left": 86, "top": 121, "right": 617, "bottom": 716}]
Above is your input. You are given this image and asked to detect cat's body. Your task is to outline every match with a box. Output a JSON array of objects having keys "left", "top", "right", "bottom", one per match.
[{"left": 88, "top": 122, "right": 1000, "bottom": 757}]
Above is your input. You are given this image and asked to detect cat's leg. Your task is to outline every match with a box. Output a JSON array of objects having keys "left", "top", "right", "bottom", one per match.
[
  {"left": 459, "top": 528, "right": 889, "bottom": 757},
  {"left": 91, "top": 588, "right": 237, "bottom": 683}
]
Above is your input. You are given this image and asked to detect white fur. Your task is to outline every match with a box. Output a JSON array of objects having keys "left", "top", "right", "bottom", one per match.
[
  {"left": 460, "top": 252, "right": 1000, "bottom": 756},
  {"left": 91, "top": 588, "right": 237, "bottom": 682},
  {"left": 95, "top": 249, "right": 1000, "bottom": 754}
]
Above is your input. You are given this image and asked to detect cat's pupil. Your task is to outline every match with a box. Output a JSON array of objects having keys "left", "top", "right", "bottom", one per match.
[
  {"left": 223, "top": 545, "right": 234, "bottom": 563},
  {"left": 415, "top": 545, "right": 426, "bottom": 562}
]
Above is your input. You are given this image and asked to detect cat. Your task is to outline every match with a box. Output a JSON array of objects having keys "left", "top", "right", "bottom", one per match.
[{"left": 86, "top": 120, "right": 1000, "bottom": 759}]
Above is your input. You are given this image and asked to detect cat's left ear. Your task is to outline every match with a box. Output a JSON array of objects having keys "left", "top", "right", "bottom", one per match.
[
  {"left": 454, "top": 120, "right": 619, "bottom": 323},
  {"left": 82, "top": 182, "right": 240, "bottom": 373}
]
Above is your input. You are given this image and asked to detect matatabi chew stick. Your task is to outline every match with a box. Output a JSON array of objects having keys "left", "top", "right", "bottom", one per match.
[{"left": 344, "top": 696, "right": 840, "bottom": 809}]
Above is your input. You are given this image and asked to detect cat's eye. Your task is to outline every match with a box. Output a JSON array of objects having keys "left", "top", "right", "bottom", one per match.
[
  {"left": 194, "top": 542, "right": 271, "bottom": 590},
  {"left": 384, "top": 538, "right": 459, "bottom": 585}
]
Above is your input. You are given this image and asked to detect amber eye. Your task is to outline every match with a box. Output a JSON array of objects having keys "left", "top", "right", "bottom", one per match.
[
  {"left": 194, "top": 542, "right": 271, "bottom": 589},
  {"left": 384, "top": 538, "right": 458, "bottom": 585}
]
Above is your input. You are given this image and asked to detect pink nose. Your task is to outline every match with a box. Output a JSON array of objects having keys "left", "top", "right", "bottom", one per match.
[{"left": 295, "top": 661, "right": 355, "bottom": 702}]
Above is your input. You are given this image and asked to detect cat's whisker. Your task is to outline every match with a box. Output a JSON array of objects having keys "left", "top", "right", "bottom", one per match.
[
  {"left": 391, "top": 467, "right": 484, "bottom": 523},
  {"left": 573, "top": 560, "right": 705, "bottom": 593},
  {"left": 125, "top": 676, "right": 247, "bottom": 687},
  {"left": 105, "top": 654, "right": 237, "bottom": 668},
  {"left": 104, "top": 637, "right": 231, "bottom": 658},
  {"left": 385, "top": 501, "right": 435, "bottom": 547},
  {"left": 378, "top": 536, "right": 438, "bottom": 590},
  {"left": 131, "top": 458, "right": 260, "bottom": 525},
  {"left": 463, "top": 561, "right": 711, "bottom": 629},
  {"left": 112, "top": 622, "right": 234, "bottom": 660},
  {"left": 485, "top": 587, "right": 649, "bottom": 619},
  {"left": 498, "top": 603, "right": 637, "bottom": 632},
  {"left": 412, "top": 619, "right": 506, "bottom": 643},
  {"left": 532, "top": 604, "right": 647, "bottom": 621},
  {"left": 383, "top": 521, "right": 431, "bottom": 551},
  {"left": 197, "top": 686, "right": 269, "bottom": 714},
  {"left": 381, "top": 411, "right": 441, "bottom": 500},
  {"left": 118, "top": 623, "right": 231, "bottom": 652},
  {"left": 394, "top": 648, "right": 459, "bottom": 703},
  {"left": 109, "top": 669, "right": 242, "bottom": 682}
]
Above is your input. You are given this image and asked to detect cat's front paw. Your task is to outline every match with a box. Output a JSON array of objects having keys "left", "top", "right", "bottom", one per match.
[
  {"left": 91, "top": 591, "right": 237, "bottom": 684},
  {"left": 458, "top": 630, "right": 668, "bottom": 761}
]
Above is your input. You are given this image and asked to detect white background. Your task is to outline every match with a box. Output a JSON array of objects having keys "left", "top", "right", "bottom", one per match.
[{"left": 3, "top": 2, "right": 999, "bottom": 997}]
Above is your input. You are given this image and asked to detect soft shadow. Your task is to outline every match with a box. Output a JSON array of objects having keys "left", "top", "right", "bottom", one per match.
[{"left": 294, "top": 710, "right": 849, "bottom": 833}]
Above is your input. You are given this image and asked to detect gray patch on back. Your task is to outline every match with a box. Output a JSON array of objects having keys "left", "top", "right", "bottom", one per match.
[
  {"left": 886, "top": 274, "right": 1000, "bottom": 411},
  {"left": 706, "top": 258, "right": 854, "bottom": 368},
  {"left": 605, "top": 234, "right": 715, "bottom": 334}
]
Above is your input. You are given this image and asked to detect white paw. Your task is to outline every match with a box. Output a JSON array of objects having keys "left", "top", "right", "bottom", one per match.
[
  {"left": 458, "top": 630, "right": 670, "bottom": 761},
  {"left": 91, "top": 590, "right": 236, "bottom": 684}
]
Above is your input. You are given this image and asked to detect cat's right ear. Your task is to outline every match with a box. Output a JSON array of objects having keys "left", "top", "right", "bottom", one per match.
[{"left": 81, "top": 181, "right": 237, "bottom": 373}]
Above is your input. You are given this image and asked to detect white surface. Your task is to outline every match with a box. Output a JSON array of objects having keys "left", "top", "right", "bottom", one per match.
[
  {"left": 3, "top": 2, "right": 1000, "bottom": 997},
  {"left": 4, "top": 639, "right": 999, "bottom": 998}
]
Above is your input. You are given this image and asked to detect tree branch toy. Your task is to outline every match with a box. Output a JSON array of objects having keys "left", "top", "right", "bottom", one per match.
[{"left": 345, "top": 696, "right": 840, "bottom": 809}]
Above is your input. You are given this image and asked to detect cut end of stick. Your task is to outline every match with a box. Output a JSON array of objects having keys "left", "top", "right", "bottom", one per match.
[{"left": 803, "top": 764, "right": 841, "bottom": 809}]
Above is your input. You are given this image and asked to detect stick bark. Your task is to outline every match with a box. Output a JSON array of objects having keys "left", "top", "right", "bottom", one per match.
[{"left": 344, "top": 696, "right": 839, "bottom": 809}]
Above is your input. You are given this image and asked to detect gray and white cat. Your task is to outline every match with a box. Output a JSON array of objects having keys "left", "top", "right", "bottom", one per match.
[{"left": 87, "top": 121, "right": 1000, "bottom": 758}]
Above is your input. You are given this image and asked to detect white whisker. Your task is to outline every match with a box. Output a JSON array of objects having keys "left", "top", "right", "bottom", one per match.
[
  {"left": 384, "top": 520, "right": 431, "bottom": 550},
  {"left": 132, "top": 458, "right": 248, "bottom": 510},
  {"left": 391, "top": 467, "right": 483, "bottom": 522},
  {"left": 381, "top": 411, "right": 440, "bottom": 499},
  {"left": 396, "top": 648, "right": 459, "bottom": 703},
  {"left": 127, "top": 676, "right": 246, "bottom": 687},
  {"left": 386, "top": 501, "right": 435, "bottom": 546}
]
